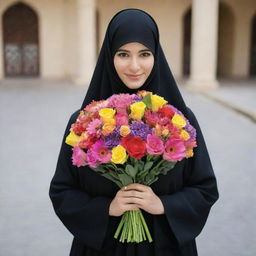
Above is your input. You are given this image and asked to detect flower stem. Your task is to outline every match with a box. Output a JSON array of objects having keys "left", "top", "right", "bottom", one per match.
[{"left": 138, "top": 210, "right": 153, "bottom": 243}]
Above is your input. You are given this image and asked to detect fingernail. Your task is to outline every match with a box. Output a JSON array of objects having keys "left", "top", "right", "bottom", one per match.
[{"left": 124, "top": 186, "right": 127, "bottom": 190}]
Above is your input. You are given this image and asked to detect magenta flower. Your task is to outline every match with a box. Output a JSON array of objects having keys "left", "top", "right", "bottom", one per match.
[
  {"left": 163, "top": 138, "right": 186, "bottom": 161},
  {"left": 115, "top": 112, "right": 129, "bottom": 126},
  {"left": 86, "top": 149, "right": 98, "bottom": 168},
  {"left": 91, "top": 140, "right": 111, "bottom": 164},
  {"left": 72, "top": 146, "right": 87, "bottom": 167},
  {"left": 146, "top": 134, "right": 164, "bottom": 155},
  {"left": 86, "top": 119, "right": 102, "bottom": 135}
]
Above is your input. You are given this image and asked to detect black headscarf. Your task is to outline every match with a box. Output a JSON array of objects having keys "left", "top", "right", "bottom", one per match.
[{"left": 81, "top": 9, "right": 188, "bottom": 117}]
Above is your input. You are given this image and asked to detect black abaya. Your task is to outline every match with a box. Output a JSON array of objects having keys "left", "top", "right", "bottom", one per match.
[{"left": 49, "top": 9, "right": 219, "bottom": 256}]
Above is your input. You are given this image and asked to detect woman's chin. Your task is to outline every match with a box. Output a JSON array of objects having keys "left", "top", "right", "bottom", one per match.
[{"left": 124, "top": 81, "right": 145, "bottom": 90}]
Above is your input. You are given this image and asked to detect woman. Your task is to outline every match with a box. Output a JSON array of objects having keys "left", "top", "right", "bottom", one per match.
[{"left": 49, "top": 9, "right": 219, "bottom": 256}]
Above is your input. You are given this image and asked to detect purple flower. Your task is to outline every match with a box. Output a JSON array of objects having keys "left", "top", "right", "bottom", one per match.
[
  {"left": 130, "top": 121, "right": 152, "bottom": 141},
  {"left": 168, "top": 104, "right": 184, "bottom": 116},
  {"left": 132, "top": 95, "right": 143, "bottom": 103},
  {"left": 104, "top": 127, "right": 122, "bottom": 149},
  {"left": 185, "top": 121, "right": 197, "bottom": 142}
]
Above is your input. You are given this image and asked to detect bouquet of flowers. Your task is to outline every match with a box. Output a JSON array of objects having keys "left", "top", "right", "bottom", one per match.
[{"left": 65, "top": 91, "right": 197, "bottom": 243}]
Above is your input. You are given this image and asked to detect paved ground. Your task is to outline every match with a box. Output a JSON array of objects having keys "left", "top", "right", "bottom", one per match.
[{"left": 0, "top": 78, "right": 255, "bottom": 256}]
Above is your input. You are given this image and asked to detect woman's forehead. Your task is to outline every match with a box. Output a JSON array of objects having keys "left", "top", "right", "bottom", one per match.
[{"left": 117, "top": 42, "right": 152, "bottom": 50}]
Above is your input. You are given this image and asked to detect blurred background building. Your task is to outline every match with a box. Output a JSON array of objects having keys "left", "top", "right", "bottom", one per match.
[{"left": 0, "top": 0, "right": 255, "bottom": 89}]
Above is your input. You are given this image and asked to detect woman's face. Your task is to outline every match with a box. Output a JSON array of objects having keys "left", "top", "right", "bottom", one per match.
[{"left": 113, "top": 42, "right": 154, "bottom": 89}]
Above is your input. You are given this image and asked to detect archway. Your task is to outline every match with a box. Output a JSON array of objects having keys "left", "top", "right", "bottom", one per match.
[
  {"left": 250, "top": 14, "right": 256, "bottom": 76},
  {"left": 217, "top": 3, "right": 235, "bottom": 78},
  {"left": 182, "top": 8, "right": 191, "bottom": 77},
  {"left": 2, "top": 2, "right": 39, "bottom": 77}
]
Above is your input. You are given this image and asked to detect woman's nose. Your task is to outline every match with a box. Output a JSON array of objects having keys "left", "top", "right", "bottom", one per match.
[{"left": 129, "top": 57, "right": 140, "bottom": 72}]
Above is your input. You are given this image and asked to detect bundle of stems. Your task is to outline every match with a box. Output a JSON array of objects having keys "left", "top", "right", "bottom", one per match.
[{"left": 114, "top": 209, "right": 153, "bottom": 243}]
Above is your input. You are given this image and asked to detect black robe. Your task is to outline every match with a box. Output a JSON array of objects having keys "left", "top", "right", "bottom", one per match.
[{"left": 49, "top": 9, "right": 219, "bottom": 256}]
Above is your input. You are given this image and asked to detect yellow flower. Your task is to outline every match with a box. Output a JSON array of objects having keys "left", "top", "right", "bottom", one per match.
[
  {"left": 171, "top": 114, "right": 186, "bottom": 128},
  {"left": 155, "top": 124, "right": 162, "bottom": 137},
  {"left": 186, "top": 149, "right": 194, "bottom": 158},
  {"left": 102, "top": 119, "right": 116, "bottom": 135},
  {"left": 150, "top": 94, "right": 167, "bottom": 112},
  {"left": 65, "top": 131, "right": 80, "bottom": 147},
  {"left": 120, "top": 125, "right": 131, "bottom": 137},
  {"left": 180, "top": 129, "right": 190, "bottom": 141},
  {"left": 99, "top": 108, "right": 116, "bottom": 122},
  {"left": 162, "top": 128, "right": 169, "bottom": 137},
  {"left": 111, "top": 145, "right": 127, "bottom": 164},
  {"left": 129, "top": 101, "right": 146, "bottom": 120}
]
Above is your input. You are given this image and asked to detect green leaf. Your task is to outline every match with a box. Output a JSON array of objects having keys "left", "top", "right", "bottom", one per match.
[
  {"left": 144, "top": 173, "right": 155, "bottom": 184},
  {"left": 125, "top": 164, "right": 138, "bottom": 178},
  {"left": 101, "top": 173, "right": 123, "bottom": 188},
  {"left": 142, "top": 93, "right": 152, "bottom": 109},
  {"left": 118, "top": 173, "right": 134, "bottom": 186},
  {"left": 144, "top": 161, "right": 154, "bottom": 172}
]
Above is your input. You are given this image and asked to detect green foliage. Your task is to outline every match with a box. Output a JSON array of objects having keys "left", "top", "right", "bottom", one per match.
[{"left": 142, "top": 93, "right": 152, "bottom": 109}]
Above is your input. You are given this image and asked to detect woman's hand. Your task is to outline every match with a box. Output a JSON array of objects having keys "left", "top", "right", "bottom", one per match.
[
  {"left": 109, "top": 186, "right": 140, "bottom": 216},
  {"left": 109, "top": 183, "right": 165, "bottom": 216}
]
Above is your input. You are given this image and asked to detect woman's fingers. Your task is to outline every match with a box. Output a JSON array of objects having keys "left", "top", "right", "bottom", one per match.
[
  {"left": 121, "top": 190, "right": 145, "bottom": 199},
  {"left": 124, "top": 183, "right": 149, "bottom": 192},
  {"left": 122, "top": 196, "right": 143, "bottom": 205}
]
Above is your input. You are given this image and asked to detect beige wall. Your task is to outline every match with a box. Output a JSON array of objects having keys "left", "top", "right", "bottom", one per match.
[
  {"left": 221, "top": 0, "right": 256, "bottom": 78},
  {"left": 0, "top": 0, "right": 256, "bottom": 81},
  {"left": 218, "top": 2, "right": 235, "bottom": 77},
  {"left": 63, "top": 0, "right": 78, "bottom": 80}
]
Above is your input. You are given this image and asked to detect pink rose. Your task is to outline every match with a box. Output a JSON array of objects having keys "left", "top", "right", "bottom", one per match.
[
  {"left": 146, "top": 134, "right": 164, "bottom": 155},
  {"left": 86, "top": 149, "right": 99, "bottom": 168}
]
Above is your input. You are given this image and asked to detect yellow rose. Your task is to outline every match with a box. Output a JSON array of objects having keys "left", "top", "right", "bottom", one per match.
[
  {"left": 99, "top": 108, "right": 116, "bottom": 122},
  {"left": 111, "top": 145, "right": 127, "bottom": 164},
  {"left": 65, "top": 131, "right": 80, "bottom": 147},
  {"left": 120, "top": 125, "right": 131, "bottom": 137},
  {"left": 129, "top": 101, "right": 146, "bottom": 120},
  {"left": 180, "top": 129, "right": 190, "bottom": 141},
  {"left": 150, "top": 94, "right": 167, "bottom": 112},
  {"left": 102, "top": 119, "right": 116, "bottom": 135},
  {"left": 171, "top": 114, "right": 186, "bottom": 128}
]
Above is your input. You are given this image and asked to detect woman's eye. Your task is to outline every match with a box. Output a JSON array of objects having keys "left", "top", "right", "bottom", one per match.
[
  {"left": 141, "top": 52, "right": 151, "bottom": 57},
  {"left": 117, "top": 52, "right": 128, "bottom": 57}
]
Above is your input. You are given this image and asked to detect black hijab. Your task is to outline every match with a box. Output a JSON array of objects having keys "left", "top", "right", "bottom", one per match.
[{"left": 81, "top": 9, "right": 188, "bottom": 117}]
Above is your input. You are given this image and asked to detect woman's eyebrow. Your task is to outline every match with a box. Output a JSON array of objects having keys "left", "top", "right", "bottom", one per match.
[
  {"left": 139, "top": 49, "right": 151, "bottom": 52},
  {"left": 116, "top": 48, "right": 151, "bottom": 52}
]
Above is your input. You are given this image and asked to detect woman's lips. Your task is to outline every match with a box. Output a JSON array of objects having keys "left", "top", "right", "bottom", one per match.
[{"left": 126, "top": 74, "right": 142, "bottom": 80}]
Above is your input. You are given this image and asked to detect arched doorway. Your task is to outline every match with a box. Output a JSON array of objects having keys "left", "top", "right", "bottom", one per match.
[
  {"left": 182, "top": 8, "right": 191, "bottom": 77},
  {"left": 250, "top": 14, "right": 256, "bottom": 77},
  {"left": 3, "top": 2, "right": 39, "bottom": 77},
  {"left": 217, "top": 3, "right": 235, "bottom": 78}
]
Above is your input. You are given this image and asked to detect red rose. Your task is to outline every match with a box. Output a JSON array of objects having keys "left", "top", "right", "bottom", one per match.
[
  {"left": 158, "top": 106, "right": 175, "bottom": 119},
  {"left": 121, "top": 136, "right": 146, "bottom": 159}
]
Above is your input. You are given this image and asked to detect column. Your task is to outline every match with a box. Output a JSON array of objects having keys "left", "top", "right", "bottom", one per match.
[
  {"left": 186, "top": 0, "right": 219, "bottom": 90},
  {"left": 75, "top": 0, "right": 96, "bottom": 86},
  {"left": 0, "top": 16, "right": 3, "bottom": 80}
]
